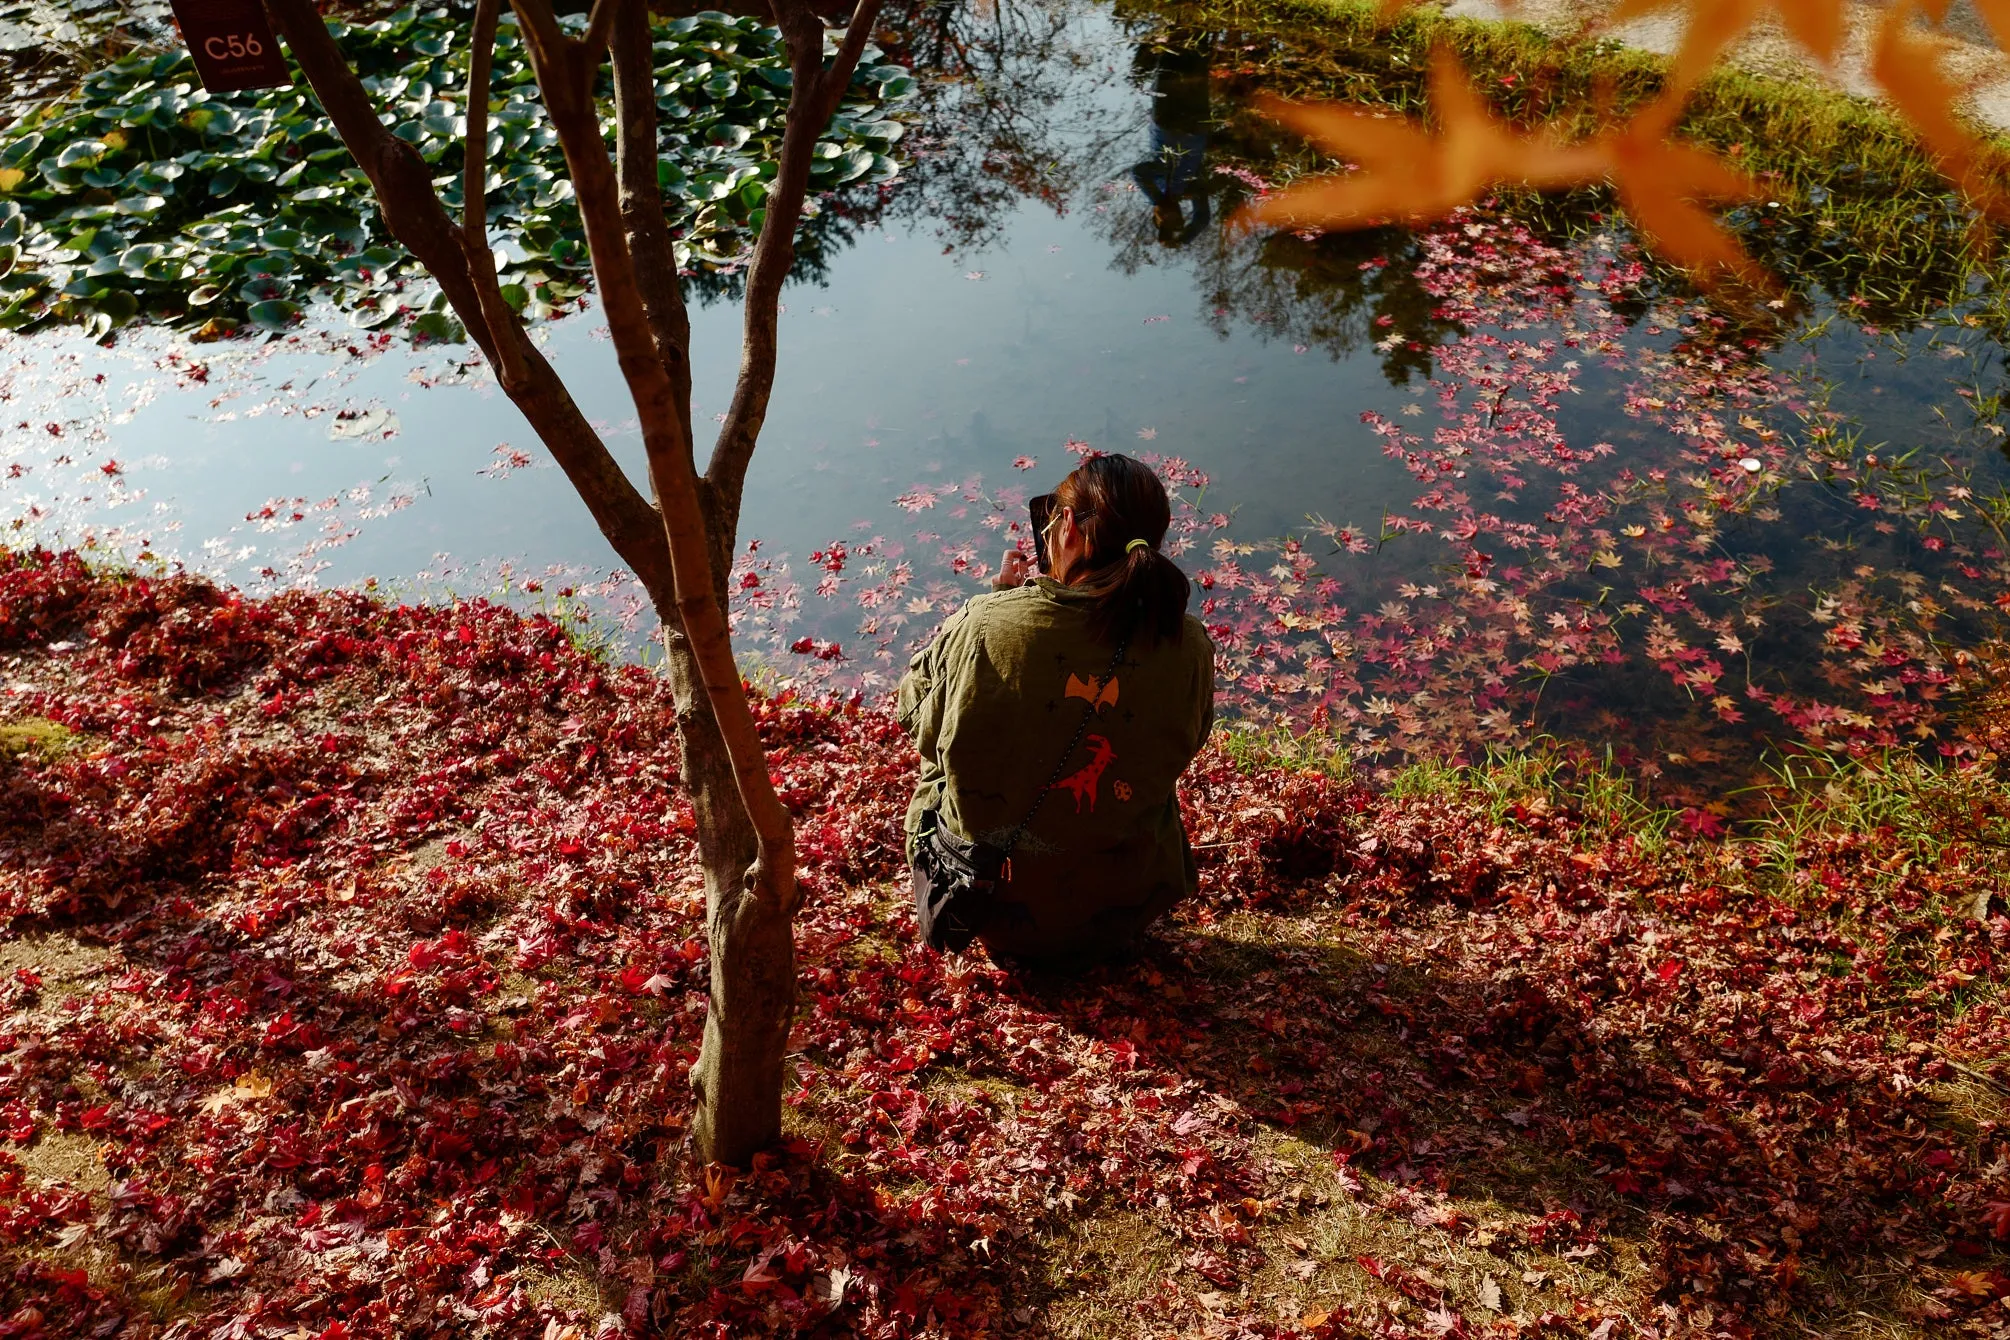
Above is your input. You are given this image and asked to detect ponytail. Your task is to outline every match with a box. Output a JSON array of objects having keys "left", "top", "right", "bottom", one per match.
[{"left": 1051, "top": 454, "right": 1191, "bottom": 647}]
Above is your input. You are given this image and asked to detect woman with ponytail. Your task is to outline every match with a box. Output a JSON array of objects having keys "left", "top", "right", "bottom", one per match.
[{"left": 897, "top": 454, "right": 1216, "bottom": 966}]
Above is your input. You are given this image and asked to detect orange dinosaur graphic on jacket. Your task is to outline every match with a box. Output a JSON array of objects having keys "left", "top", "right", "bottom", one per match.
[{"left": 1051, "top": 734, "right": 1117, "bottom": 814}]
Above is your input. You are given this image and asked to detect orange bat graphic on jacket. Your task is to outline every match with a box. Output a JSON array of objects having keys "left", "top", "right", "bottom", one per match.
[{"left": 1064, "top": 672, "right": 1119, "bottom": 712}]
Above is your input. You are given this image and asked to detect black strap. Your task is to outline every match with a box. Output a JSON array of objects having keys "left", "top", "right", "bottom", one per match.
[{"left": 997, "top": 626, "right": 1132, "bottom": 859}]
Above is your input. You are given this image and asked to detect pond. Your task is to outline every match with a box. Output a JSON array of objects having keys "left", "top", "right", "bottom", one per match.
[{"left": 4, "top": 0, "right": 2010, "bottom": 810}]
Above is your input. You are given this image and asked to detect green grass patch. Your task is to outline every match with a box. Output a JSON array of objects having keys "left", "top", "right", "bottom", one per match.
[
  {"left": 1215, "top": 715, "right": 1685, "bottom": 845},
  {"left": 1742, "top": 747, "right": 2010, "bottom": 889},
  {"left": 1386, "top": 741, "right": 1681, "bottom": 844},
  {"left": 0, "top": 717, "right": 76, "bottom": 762},
  {"left": 1214, "top": 718, "right": 1356, "bottom": 779}
]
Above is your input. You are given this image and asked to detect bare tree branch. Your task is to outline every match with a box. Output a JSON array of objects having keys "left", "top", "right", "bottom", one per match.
[
  {"left": 612, "top": 0, "right": 695, "bottom": 446},
  {"left": 514, "top": 0, "right": 799, "bottom": 897},
  {"left": 706, "top": 0, "right": 887, "bottom": 523},
  {"left": 814, "top": 3, "right": 885, "bottom": 124},
  {"left": 581, "top": 0, "right": 621, "bottom": 60},
  {"left": 459, "top": 0, "right": 528, "bottom": 389},
  {"left": 508, "top": 0, "right": 568, "bottom": 83},
  {"left": 463, "top": 0, "right": 501, "bottom": 241},
  {"left": 263, "top": 0, "right": 673, "bottom": 603}
]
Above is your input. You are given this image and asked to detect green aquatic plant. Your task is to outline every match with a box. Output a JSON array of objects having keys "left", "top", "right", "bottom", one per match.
[{"left": 0, "top": 3, "right": 912, "bottom": 339}]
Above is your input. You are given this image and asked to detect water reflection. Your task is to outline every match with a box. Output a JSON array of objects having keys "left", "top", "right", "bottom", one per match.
[
  {"left": 1129, "top": 31, "right": 1212, "bottom": 247},
  {"left": 1098, "top": 26, "right": 1466, "bottom": 387},
  {"left": 829, "top": 0, "right": 2010, "bottom": 796}
]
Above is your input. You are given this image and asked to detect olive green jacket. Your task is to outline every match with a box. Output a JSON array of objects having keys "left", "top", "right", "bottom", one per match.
[{"left": 896, "top": 578, "right": 1215, "bottom": 958}]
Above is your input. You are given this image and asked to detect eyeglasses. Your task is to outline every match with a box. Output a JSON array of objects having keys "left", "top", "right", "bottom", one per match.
[{"left": 1029, "top": 494, "right": 1057, "bottom": 573}]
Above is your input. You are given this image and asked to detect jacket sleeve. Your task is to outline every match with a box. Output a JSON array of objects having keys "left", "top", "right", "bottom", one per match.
[
  {"left": 1185, "top": 618, "right": 1217, "bottom": 758},
  {"left": 896, "top": 601, "right": 980, "bottom": 745}
]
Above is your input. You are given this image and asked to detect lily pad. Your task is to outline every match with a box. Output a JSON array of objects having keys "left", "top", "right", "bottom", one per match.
[
  {"left": 0, "top": 1, "right": 913, "bottom": 341},
  {"left": 240, "top": 275, "right": 290, "bottom": 303},
  {"left": 93, "top": 288, "right": 139, "bottom": 324},
  {"left": 410, "top": 309, "right": 463, "bottom": 344},
  {"left": 246, "top": 298, "right": 301, "bottom": 330},
  {"left": 56, "top": 139, "right": 107, "bottom": 167},
  {"left": 348, "top": 295, "right": 403, "bottom": 329}
]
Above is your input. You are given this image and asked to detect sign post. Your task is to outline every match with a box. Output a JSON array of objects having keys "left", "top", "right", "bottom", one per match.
[{"left": 167, "top": 0, "right": 292, "bottom": 93}]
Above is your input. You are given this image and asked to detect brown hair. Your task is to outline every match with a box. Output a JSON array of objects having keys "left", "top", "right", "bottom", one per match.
[{"left": 1052, "top": 454, "right": 1190, "bottom": 646}]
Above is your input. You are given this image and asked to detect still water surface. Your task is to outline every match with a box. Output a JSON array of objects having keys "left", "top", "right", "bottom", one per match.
[{"left": 4, "top": 0, "right": 2007, "bottom": 799}]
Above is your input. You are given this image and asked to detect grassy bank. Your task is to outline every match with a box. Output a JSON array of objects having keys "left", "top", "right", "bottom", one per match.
[
  {"left": 1224, "top": 711, "right": 2010, "bottom": 866},
  {"left": 1120, "top": 0, "right": 2010, "bottom": 318}
]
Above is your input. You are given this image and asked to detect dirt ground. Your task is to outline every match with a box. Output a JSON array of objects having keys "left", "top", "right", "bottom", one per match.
[{"left": 1436, "top": 0, "right": 2010, "bottom": 130}]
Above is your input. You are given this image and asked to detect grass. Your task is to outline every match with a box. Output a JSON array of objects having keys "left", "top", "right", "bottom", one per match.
[
  {"left": 0, "top": 930, "right": 188, "bottom": 1327},
  {"left": 357, "top": 570, "right": 646, "bottom": 667},
  {"left": 1384, "top": 738, "right": 1682, "bottom": 845},
  {"left": 1215, "top": 718, "right": 1357, "bottom": 779},
  {"left": 1223, "top": 700, "right": 2010, "bottom": 881},
  {"left": 0, "top": 930, "right": 114, "bottom": 1004},
  {"left": 1741, "top": 746, "right": 2010, "bottom": 894},
  {"left": 1120, "top": 0, "right": 2010, "bottom": 319},
  {"left": 1244, "top": 1127, "right": 1653, "bottom": 1327},
  {"left": 1024, "top": 929, "right": 1660, "bottom": 1335},
  {"left": 1040, "top": 1210, "right": 1183, "bottom": 1334},
  {"left": 0, "top": 716, "right": 76, "bottom": 763}
]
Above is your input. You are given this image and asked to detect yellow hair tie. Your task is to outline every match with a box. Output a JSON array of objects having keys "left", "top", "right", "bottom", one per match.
[{"left": 1126, "top": 539, "right": 1150, "bottom": 554}]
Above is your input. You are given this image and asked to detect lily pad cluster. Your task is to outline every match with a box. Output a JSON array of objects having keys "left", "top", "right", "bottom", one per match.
[{"left": 0, "top": 4, "right": 913, "bottom": 339}]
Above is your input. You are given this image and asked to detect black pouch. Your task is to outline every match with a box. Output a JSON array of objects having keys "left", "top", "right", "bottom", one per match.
[{"left": 911, "top": 811, "right": 1006, "bottom": 952}]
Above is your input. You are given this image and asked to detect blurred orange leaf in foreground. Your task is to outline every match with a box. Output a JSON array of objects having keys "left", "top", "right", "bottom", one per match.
[
  {"left": 1244, "top": 0, "right": 2010, "bottom": 290},
  {"left": 1238, "top": 48, "right": 1598, "bottom": 224},
  {"left": 1240, "top": 46, "right": 1765, "bottom": 286}
]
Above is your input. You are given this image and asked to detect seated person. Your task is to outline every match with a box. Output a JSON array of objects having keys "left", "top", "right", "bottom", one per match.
[{"left": 897, "top": 453, "right": 1216, "bottom": 964}]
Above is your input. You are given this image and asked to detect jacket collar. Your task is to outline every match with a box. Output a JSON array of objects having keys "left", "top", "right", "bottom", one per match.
[{"left": 1030, "top": 575, "right": 1098, "bottom": 602}]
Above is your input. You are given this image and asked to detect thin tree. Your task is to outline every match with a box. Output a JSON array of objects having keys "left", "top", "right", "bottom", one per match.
[{"left": 260, "top": 0, "right": 884, "bottom": 1165}]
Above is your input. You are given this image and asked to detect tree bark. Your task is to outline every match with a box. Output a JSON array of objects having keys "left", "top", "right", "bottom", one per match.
[
  {"left": 512, "top": 0, "right": 805, "bottom": 1168},
  {"left": 608, "top": 0, "right": 795, "bottom": 1164}
]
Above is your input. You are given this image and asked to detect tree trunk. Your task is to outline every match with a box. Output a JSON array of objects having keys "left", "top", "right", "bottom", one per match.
[{"left": 659, "top": 630, "right": 795, "bottom": 1162}]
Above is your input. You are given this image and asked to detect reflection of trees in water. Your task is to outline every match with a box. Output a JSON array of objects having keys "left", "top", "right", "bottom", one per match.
[
  {"left": 1194, "top": 230, "right": 1463, "bottom": 386},
  {"left": 879, "top": 0, "right": 1154, "bottom": 252},
  {"left": 681, "top": 193, "right": 883, "bottom": 306},
  {"left": 873, "top": 0, "right": 1517, "bottom": 385},
  {"left": 878, "top": 1, "right": 1859, "bottom": 386},
  {"left": 1130, "top": 35, "right": 1211, "bottom": 246},
  {"left": 876, "top": 0, "right": 1476, "bottom": 383},
  {"left": 1096, "top": 25, "right": 1464, "bottom": 385},
  {"left": 0, "top": 0, "right": 177, "bottom": 125}
]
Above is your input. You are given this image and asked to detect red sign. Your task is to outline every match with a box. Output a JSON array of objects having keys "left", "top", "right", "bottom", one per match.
[{"left": 168, "top": 0, "right": 292, "bottom": 94}]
